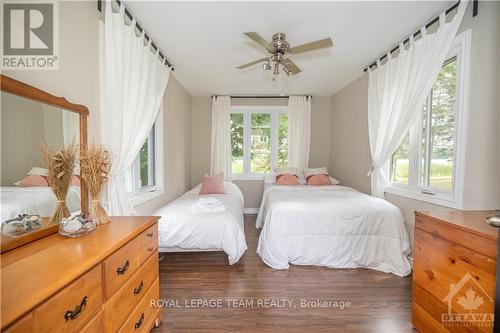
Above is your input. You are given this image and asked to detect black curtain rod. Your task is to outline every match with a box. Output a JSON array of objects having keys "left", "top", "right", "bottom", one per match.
[
  {"left": 363, "top": 0, "right": 474, "bottom": 72},
  {"left": 97, "top": 0, "right": 174, "bottom": 70},
  {"left": 211, "top": 95, "right": 311, "bottom": 99}
]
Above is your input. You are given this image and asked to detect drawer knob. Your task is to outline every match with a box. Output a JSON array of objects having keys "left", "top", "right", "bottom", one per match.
[
  {"left": 64, "top": 296, "right": 88, "bottom": 321},
  {"left": 148, "top": 247, "right": 154, "bottom": 252},
  {"left": 134, "top": 313, "right": 145, "bottom": 330},
  {"left": 117, "top": 259, "right": 130, "bottom": 275},
  {"left": 146, "top": 232, "right": 154, "bottom": 237},
  {"left": 133, "top": 280, "right": 144, "bottom": 295}
]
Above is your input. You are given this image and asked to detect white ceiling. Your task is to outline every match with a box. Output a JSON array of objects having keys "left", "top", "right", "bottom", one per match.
[{"left": 126, "top": 1, "right": 452, "bottom": 96}]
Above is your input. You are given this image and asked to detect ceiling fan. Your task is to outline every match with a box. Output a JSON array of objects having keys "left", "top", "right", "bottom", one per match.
[{"left": 237, "top": 32, "right": 334, "bottom": 76}]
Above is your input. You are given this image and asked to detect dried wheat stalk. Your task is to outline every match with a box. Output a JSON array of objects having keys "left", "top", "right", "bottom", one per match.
[
  {"left": 41, "top": 142, "right": 78, "bottom": 224},
  {"left": 80, "top": 144, "right": 111, "bottom": 225}
]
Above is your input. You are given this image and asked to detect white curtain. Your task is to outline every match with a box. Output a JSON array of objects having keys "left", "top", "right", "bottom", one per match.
[
  {"left": 288, "top": 96, "right": 311, "bottom": 173},
  {"left": 210, "top": 96, "right": 232, "bottom": 179},
  {"left": 100, "top": 1, "right": 170, "bottom": 215},
  {"left": 367, "top": 0, "right": 468, "bottom": 198}
]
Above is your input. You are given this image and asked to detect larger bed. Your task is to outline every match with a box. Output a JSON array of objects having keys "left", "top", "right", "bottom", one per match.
[
  {"left": 256, "top": 184, "right": 411, "bottom": 276},
  {"left": 153, "top": 182, "right": 247, "bottom": 265}
]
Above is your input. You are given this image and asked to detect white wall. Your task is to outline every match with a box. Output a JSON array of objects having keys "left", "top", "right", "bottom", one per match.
[{"left": 329, "top": 1, "right": 500, "bottom": 243}]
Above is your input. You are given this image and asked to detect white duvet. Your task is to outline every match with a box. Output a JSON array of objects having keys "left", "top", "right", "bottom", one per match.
[
  {"left": 153, "top": 182, "right": 247, "bottom": 265},
  {"left": 1, "top": 186, "right": 81, "bottom": 223},
  {"left": 256, "top": 185, "right": 411, "bottom": 276}
]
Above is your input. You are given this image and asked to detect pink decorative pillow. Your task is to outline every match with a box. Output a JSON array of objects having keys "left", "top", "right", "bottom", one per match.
[
  {"left": 276, "top": 173, "right": 299, "bottom": 186},
  {"left": 70, "top": 175, "right": 81, "bottom": 186},
  {"left": 307, "top": 174, "right": 332, "bottom": 186},
  {"left": 18, "top": 175, "right": 49, "bottom": 187},
  {"left": 199, "top": 172, "right": 226, "bottom": 195}
]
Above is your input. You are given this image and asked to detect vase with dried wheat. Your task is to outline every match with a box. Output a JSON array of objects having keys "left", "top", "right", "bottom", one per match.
[
  {"left": 42, "top": 143, "right": 78, "bottom": 225},
  {"left": 80, "top": 144, "right": 111, "bottom": 225}
]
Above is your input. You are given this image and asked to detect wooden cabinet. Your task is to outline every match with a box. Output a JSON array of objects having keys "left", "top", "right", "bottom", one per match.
[
  {"left": 1, "top": 216, "right": 161, "bottom": 333},
  {"left": 412, "top": 211, "right": 498, "bottom": 333}
]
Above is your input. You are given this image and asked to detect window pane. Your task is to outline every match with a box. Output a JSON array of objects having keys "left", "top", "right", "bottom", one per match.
[
  {"left": 231, "top": 113, "right": 244, "bottom": 174},
  {"left": 428, "top": 58, "right": 456, "bottom": 191},
  {"left": 139, "top": 139, "right": 149, "bottom": 187},
  {"left": 391, "top": 133, "right": 410, "bottom": 184},
  {"left": 251, "top": 113, "right": 271, "bottom": 173},
  {"left": 277, "top": 113, "right": 288, "bottom": 168}
]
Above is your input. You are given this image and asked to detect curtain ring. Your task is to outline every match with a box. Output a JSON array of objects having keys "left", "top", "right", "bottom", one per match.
[{"left": 119, "top": 1, "right": 125, "bottom": 15}]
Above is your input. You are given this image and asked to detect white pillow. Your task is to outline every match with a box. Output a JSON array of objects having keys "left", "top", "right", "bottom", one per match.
[
  {"left": 330, "top": 176, "right": 340, "bottom": 185},
  {"left": 27, "top": 167, "right": 48, "bottom": 176},
  {"left": 275, "top": 167, "right": 298, "bottom": 176},
  {"left": 304, "top": 167, "right": 329, "bottom": 179},
  {"left": 264, "top": 172, "right": 276, "bottom": 184}
]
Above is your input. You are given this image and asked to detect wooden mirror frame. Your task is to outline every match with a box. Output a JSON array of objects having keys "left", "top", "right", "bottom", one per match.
[{"left": 0, "top": 74, "right": 89, "bottom": 252}]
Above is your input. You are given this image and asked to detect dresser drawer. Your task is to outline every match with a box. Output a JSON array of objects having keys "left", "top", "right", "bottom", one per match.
[
  {"left": 104, "top": 253, "right": 159, "bottom": 333},
  {"left": 103, "top": 238, "right": 140, "bottom": 299},
  {"left": 118, "top": 278, "right": 160, "bottom": 333},
  {"left": 80, "top": 311, "right": 103, "bottom": 333},
  {"left": 137, "top": 224, "right": 157, "bottom": 250},
  {"left": 36, "top": 265, "right": 103, "bottom": 333},
  {"left": 4, "top": 314, "right": 34, "bottom": 333},
  {"left": 138, "top": 235, "right": 158, "bottom": 266}
]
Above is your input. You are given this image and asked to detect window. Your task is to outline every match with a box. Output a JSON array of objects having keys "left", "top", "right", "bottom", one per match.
[
  {"left": 231, "top": 106, "right": 288, "bottom": 178},
  {"left": 127, "top": 108, "right": 164, "bottom": 205},
  {"left": 387, "top": 30, "right": 470, "bottom": 209}
]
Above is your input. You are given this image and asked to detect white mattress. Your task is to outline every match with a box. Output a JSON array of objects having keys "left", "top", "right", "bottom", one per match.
[
  {"left": 256, "top": 184, "right": 412, "bottom": 276},
  {"left": 153, "top": 182, "right": 247, "bottom": 265},
  {"left": 1, "top": 186, "right": 81, "bottom": 223}
]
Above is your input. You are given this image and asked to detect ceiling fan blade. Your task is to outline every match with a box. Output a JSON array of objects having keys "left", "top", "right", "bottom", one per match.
[
  {"left": 282, "top": 59, "right": 301, "bottom": 75},
  {"left": 236, "top": 58, "right": 268, "bottom": 69},
  {"left": 289, "top": 38, "right": 333, "bottom": 54},
  {"left": 244, "top": 32, "right": 274, "bottom": 53}
]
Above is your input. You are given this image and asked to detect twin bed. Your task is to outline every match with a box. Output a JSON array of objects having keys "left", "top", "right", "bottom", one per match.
[{"left": 154, "top": 179, "right": 411, "bottom": 276}]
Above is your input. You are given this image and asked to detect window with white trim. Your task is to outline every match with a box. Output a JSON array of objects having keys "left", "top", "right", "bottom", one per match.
[
  {"left": 231, "top": 106, "right": 288, "bottom": 178},
  {"left": 387, "top": 30, "right": 470, "bottom": 209},
  {"left": 126, "top": 107, "right": 164, "bottom": 205}
]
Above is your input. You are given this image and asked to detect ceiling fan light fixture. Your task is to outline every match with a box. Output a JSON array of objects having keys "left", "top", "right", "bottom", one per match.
[{"left": 273, "top": 62, "right": 280, "bottom": 75}]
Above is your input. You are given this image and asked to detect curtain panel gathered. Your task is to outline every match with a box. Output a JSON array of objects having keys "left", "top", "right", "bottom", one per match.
[
  {"left": 210, "top": 96, "right": 232, "bottom": 179},
  {"left": 99, "top": 1, "right": 170, "bottom": 215},
  {"left": 288, "top": 96, "right": 311, "bottom": 174},
  {"left": 367, "top": 0, "right": 468, "bottom": 198}
]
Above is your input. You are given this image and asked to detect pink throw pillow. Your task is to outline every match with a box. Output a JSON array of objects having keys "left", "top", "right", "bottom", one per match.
[
  {"left": 18, "top": 175, "right": 49, "bottom": 187},
  {"left": 199, "top": 172, "right": 226, "bottom": 195},
  {"left": 307, "top": 174, "right": 332, "bottom": 186},
  {"left": 276, "top": 174, "right": 299, "bottom": 186}
]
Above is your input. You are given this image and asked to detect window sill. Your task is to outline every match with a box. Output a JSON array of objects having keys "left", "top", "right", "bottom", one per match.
[
  {"left": 129, "top": 187, "right": 164, "bottom": 206},
  {"left": 384, "top": 186, "right": 462, "bottom": 210},
  {"left": 232, "top": 174, "right": 265, "bottom": 181}
]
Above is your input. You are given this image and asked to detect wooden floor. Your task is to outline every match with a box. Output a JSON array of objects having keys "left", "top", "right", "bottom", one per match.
[{"left": 153, "top": 215, "right": 414, "bottom": 333}]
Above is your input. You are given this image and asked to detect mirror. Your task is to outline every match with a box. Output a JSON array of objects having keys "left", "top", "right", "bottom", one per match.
[{"left": 0, "top": 75, "right": 88, "bottom": 252}]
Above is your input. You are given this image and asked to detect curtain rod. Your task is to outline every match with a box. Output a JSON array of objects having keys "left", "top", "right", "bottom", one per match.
[
  {"left": 363, "top": 0, "right": 476, "bottom": 72},
  {"left": 211, "top": 95, "right": 311, "bottom": 99},
  {"left": 97, "top": 0, "right": 174, "bottom": 70}
]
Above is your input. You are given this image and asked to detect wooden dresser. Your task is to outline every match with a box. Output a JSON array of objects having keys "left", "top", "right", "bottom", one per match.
[
  {"left": 1, "top": 216, "right": 161, "bottom": 333},
  {"left": 413, "top": 211, "right": 498, "bottom": 333}
]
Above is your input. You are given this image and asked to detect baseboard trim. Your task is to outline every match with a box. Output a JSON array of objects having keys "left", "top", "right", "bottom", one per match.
[{"left": 244, "top": 208, "right": 259, "bottom": 214}]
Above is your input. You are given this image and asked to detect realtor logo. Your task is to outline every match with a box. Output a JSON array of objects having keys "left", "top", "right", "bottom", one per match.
[
  {"left": 441, "top": 272, "right": 494, "bottom": 328},
  {"left": 2, "top": 0, "right": 59, "bottom": 70}
]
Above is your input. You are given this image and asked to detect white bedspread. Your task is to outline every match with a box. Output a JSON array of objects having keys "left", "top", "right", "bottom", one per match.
[
  {"left": 1, "top": 186, "right": 81, "bottom": 223},
  {"left": 153, "top": 182, "right": 247, "bottom": 265},
  {"left": 256, "top": 185, "right": 411, "bottom": 276}
]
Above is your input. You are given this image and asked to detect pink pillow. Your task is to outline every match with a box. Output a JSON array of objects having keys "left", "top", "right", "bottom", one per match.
[
  {"left": 199, "top": 172, "right": 226, "bottom": 195},
  {"left": 18, "top": 175, "right": 49, "bottom": 187},
  {"left": 70, "top": 175, "right": 81, "bottom": 186},
  {"left": 307, "top": 174, "right": 332, "bottom": 186},
  {"left": 276, "top": 174, "right": 299, "bottom": 186}
]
